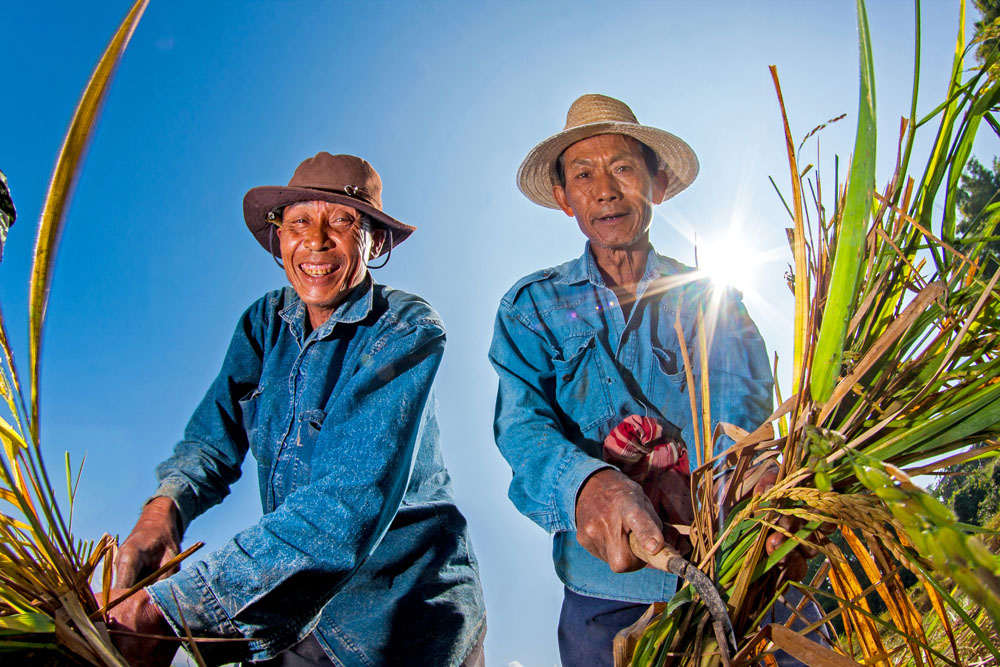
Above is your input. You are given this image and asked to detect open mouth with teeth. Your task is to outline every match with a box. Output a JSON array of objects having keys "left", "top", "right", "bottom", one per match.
[
  {"left": 595, "top": 213, "right": 630, "bottom": 225},
  {"left": 299, "top": 262, "right": 339, "bottom": 277}
]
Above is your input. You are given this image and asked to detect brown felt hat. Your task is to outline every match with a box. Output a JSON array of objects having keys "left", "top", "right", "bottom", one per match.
[
  {"left": 517, "top": 94, "right": 699, "bottom": 209},
  {"left": 243, "top": 152, "right": 415, "bottom": 257}
]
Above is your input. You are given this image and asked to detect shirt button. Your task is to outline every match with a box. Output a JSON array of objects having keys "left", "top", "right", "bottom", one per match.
[{"left": 563, "top": 373, "right": 573, "bottom": 381}]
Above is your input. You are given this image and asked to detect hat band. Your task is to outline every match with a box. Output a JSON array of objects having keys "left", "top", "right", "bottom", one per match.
[{"left": 297, "top": 184, "right": 380, "bottom": 211}]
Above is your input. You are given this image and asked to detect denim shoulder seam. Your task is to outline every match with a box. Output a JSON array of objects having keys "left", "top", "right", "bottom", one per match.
[
  {"left": 498, "top": 296, "right": 537, "bottom": 331},
  {"left": 366, "top": 312, "right": 444, "bottom": 358},
  {"left": 502, "top": 267, "right": 556, "bottom": 302}
]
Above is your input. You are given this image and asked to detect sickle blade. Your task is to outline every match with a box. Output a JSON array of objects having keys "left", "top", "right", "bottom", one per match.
[{"left": 629, "top": 534, "right": 736, "bottom": 665}]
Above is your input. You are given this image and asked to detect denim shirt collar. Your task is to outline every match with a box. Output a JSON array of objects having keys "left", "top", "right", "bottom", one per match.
[
  {"left": 278, "top": 275, "right": 374, "bottom": 342},
  {"left": 557, "top": 241, "right": 682, "bottom": 290}
]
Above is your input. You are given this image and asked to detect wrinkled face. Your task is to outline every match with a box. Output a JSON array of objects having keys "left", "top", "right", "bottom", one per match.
[
  {"left": 276, "top": 200, "right": 385, "bottom": 328},
  {"left": 552, "top": 134, "right": 668, "bottom": 251}
]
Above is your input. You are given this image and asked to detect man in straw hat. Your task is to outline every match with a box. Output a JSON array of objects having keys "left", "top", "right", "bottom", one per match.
[
  {"left": 108, "top": 152, "right": 486, "bottom": 666},
  {"left": 489, "top": 95, "right": 816, "bottom": 665}
]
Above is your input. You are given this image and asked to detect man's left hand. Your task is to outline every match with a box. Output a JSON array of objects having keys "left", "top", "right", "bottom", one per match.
[
  {"left": 106, "top": 588, "right": 177, "bottom": 667},
  {"left": 751, "top": 466, "right": 831, "bottom": 582}
]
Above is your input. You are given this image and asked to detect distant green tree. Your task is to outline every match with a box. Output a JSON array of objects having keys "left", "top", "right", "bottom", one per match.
[
  {"left": 950, "top": 0, "right": 1000, "bottom": 523},
  {"left": 956, "top": 156, "right": 1000, "bottom": 260},
  {"left": 958, "top": 156, "right": 1000, "bottom": 223},
  {"left": 933, "top": 451, "right": 1000, "bottom": 526},
  {"left": 974, "top": 0, "right": 1000, "bottom": 64}
]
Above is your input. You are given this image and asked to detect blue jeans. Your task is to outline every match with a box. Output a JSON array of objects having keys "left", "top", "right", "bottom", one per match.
[
  {"left": 558, "top": 587, "right": 827, "bottom": 667},
  {"left": 558, "top": 587, "right": 647, "bottom": 667},
  {"left": 252, "top": 627, "right": 486, "bottom": 667}
]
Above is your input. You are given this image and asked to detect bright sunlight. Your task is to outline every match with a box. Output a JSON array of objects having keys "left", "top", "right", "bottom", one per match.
[{"left": 696, "top": 231, "right": 759, "bottom": 292}]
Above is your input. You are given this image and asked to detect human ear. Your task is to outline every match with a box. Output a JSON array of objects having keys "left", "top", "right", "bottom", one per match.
[
  {"left": 369, "top": 228, "right": 387, "bottom": 259},
  {"left": 552, "top": 186, "right": 575, "bottom": 217},
  {"left": 651, "top": 168, "right": 670, "bottom": 205}
]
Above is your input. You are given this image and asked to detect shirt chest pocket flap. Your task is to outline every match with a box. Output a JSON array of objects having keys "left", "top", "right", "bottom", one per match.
[
  {"left": 238, "top": 386, "right": 265, "bottom": 459},
  {"left": 551, "top": 333, "right": 615, "bottom": 432},
  {"left": 239, "top": 386, "right": 264, "bottom": 435}
]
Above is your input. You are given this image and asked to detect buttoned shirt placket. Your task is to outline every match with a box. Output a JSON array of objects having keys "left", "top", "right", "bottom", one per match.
[{"left": 587, "top": 252, "right": 664, "bottom": 422}]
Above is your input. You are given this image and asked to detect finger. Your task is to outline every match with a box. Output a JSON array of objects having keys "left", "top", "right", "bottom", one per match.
[
  {"left": 606, "top": 535, "right": 644, "bottom": 573},
  {"left": 625, "top": 505, "right": 664, "bottom": 556},
  {"left": 765, "top": 531, "right": 785, "bottom": 556},
  {"left": 115, "top": 547, "right": 142, "bottom": 589}
]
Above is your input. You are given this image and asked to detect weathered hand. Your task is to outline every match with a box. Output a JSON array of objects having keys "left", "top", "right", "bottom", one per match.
[
  {"left": 106, "top": 588, "right": 177, "bottom": 667},
  {"left": 116, "top": 497, "right": 182, "bottom": 588},
  {"left": 575, "top": 468, "right": 666, "bottom": 572},
  {"left": 753, "top": 466, "right": 832, "bottom": 582}
]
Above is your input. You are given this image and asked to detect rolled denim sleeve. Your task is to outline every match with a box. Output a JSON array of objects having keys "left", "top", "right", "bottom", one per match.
[
  {"left": 705, "top": 292, "right": 774, "bottom": 459},
  {"left": 151, "top": 300, "right": 267, "bottom": 533},
  {"left": 489, "top": 301, "right": 609, "bottom": 534},
  {"left": 148, "top": 315, "right": 445, "bottom": 663}
]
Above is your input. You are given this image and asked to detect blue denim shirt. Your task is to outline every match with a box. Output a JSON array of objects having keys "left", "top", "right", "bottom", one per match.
[
  {"left": 147, "top": 278, "right": 485, "bottom": 665},
  {"left": 489, "top": 243, "right": 772, "bottom": 603}
]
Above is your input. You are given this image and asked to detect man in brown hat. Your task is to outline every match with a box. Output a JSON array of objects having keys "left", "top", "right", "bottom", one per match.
[
  {"left": 489, "top": 95, "right": 812, "bottom": 665},
  {"left": 107, "top": 152, "right": 486, "bottom": 666}
]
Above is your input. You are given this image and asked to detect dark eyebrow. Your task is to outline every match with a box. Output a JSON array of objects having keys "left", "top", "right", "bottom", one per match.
[
  {"left": 608, "top": 152, "right": 641, "bottom": 163},
  {"left": 568, "top": 152, "right": 639, "bottom": 167}
]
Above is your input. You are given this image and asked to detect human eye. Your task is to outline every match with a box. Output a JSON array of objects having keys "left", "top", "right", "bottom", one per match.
[
  {"left": 282, "top": 207, "right": 309, "bottom": 225},
  {"left": 325, "top": 216, "right": 356, "bottom": 234},
  {"left": 574, "top": 170, "right": 590, "bottom": 179}
]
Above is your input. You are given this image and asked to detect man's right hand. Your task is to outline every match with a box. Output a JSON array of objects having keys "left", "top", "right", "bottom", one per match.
[
  {"left": 575, "top": 468, "right": 666, "bottom": 573},
  {"left": 115, "top": 497, "right": 182, "bottom": 588}
]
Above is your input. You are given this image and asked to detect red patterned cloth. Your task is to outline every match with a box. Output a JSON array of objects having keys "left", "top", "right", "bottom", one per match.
[{"left": 602, "top": 415, "right": 692, "bottom": 526}]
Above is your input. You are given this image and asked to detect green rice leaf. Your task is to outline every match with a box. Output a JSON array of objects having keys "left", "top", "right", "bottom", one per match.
[
  {"left": 810, "top": 0, "right": 877, "bottom": 402},
  {"left": 0, "top": 613, "right": 55, "bottom": 635}
]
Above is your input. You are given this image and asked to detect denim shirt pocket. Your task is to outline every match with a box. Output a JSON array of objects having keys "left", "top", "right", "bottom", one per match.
[
  {"left": 552, "top": 333, "right": 615, "bottom": 433},
  {"left": 292, "top": 408, "right": 326, "bottom": 487},
  {"left": 651, "top": 346, "right": 686, "bottom": 390},
  {"left": 239, "top": 386, "right": 265, "bottom": 455}
]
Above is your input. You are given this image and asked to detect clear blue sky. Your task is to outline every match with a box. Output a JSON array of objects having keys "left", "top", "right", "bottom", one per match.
[{"left": 1, "top": 2, "right": 994, "bottom": 665}]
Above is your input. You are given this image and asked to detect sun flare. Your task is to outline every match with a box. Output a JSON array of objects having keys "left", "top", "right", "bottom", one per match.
[{"left": 697, "top": 232, "right": 759, "bottom": 292}]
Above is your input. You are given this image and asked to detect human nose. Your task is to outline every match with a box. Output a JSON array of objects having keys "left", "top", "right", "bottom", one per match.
[
  {"left": 303, "top": 221, "right": 333, "bottom": 251},
  {"left": 593, "top": 169, "right": 622, "bottom": 202}
]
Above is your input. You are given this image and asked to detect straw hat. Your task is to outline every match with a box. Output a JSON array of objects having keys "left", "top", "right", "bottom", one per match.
[
  {"left": 517, "top": 94, "right": 699, "bottom": 209},
  {"left": 243, "top": 152, "right": 415, "bottom": 258}
]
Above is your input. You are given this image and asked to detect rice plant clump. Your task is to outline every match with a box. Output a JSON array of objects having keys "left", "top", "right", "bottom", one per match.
[{"left": 628, "top": 1, "right": 1000, "bottom": 665}]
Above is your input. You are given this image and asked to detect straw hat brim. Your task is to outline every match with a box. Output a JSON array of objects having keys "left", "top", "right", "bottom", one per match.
[
  {"left": 243, "top": 186, "right": 416, "bottom": 258},
  {"left": 517, "top": 121, "right": 699, "bottom": 209}
]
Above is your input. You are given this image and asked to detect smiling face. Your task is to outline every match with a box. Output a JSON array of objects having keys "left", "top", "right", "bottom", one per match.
[
  {"left": 552, "top": 134, "right": 669, "bottom": 251},
  {"left": 276, "top": 200, "right": 385, "bottom": 329}
]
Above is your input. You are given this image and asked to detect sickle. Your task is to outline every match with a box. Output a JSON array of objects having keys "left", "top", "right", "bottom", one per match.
[{"left": 629, "top": 533, "right": 736, "bottom": 666}]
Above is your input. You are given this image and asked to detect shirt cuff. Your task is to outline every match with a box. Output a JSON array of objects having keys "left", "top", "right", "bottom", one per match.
[
  {"left": 556, "top": 455, "right": 613, "bottom": 533},
  {"left": 147, "top": 564, "right": 242, "bottom": 641},
  {"left": 149, "top": 478, "right": 199, "bottom": 536}
]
